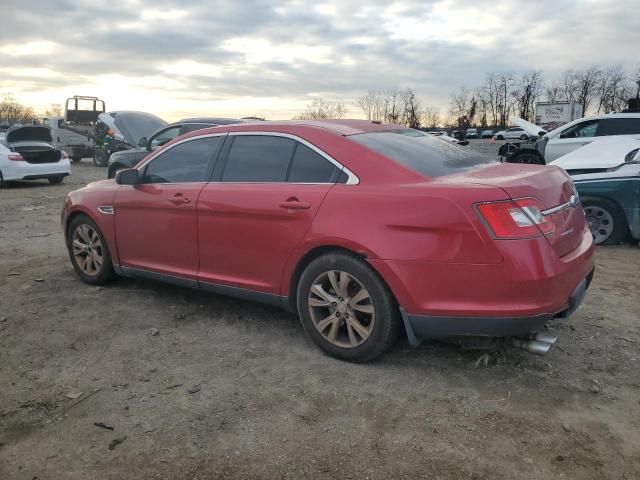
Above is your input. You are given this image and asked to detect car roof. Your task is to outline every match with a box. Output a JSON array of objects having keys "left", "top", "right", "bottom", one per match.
[
  {"left": 176, "top": 117, "right": 247, "bottom": 125},
  {"left": 185, "top": 119, "right": 408, "bottom": 137}
]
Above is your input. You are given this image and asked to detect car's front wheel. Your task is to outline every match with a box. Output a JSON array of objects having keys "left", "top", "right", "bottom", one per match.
[
  {"left": 496, "top": 135, "right": 504, "bottom": 140},
  {"left": 520, "top": 134, "right": 528, "bottom": 140},
  {"left": 67, "top": 215, "right": 114, "bottom": 285},
  {"left": 297, "top": 252, "right": 400, "bottom": 362},
  {"left": 582, "top": 199, "right": 628, "bottom": 245}
]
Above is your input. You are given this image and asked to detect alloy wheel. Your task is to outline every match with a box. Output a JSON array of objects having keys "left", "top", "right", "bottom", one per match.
[
  {"left": 72, "top": 224, "right": 104, "bottom": 275},
  {"left": 584, "top": 206, "right": 614, "bottom": 244},
  {"left": 308, "top": 270, "right": 375, "bottom": 348}
]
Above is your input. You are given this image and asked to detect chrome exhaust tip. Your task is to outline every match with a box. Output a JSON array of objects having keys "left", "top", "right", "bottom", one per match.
[{"left": 512, "top": 333, "right": 557, "bottom": 356}]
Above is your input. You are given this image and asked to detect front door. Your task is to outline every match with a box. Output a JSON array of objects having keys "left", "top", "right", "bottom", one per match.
[
  {"left": 196, "top": 134, "right": 342, "bottom": 294},
  {"left": 114, "top": 135, "right": 224, "bottom": 279},
  {"left": 545, "top": 119, "right": 600, "bottom": 162}
]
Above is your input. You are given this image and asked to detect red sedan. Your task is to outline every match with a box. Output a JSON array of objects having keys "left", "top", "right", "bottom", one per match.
[{"left": 61, "top": 120, "right": 595, "bottom": 362}]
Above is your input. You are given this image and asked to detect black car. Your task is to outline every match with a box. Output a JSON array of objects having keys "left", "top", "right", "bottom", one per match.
[{"left": 106, "top": 117, "right": 246, "bottom": 178}]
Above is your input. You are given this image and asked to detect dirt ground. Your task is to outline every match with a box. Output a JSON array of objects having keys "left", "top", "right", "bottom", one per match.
[{"left": 1, "top": 141, "right": 639, "bottom": 479}]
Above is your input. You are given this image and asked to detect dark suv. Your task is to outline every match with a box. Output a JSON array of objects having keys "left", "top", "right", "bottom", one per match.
[{"left": 106, "top": 117, "right": 246, "bottom": 178}]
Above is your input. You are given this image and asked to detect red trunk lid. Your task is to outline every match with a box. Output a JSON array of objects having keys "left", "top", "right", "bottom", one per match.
[{"left": 447, "top": 164, "right": 585, "bottom": 257}]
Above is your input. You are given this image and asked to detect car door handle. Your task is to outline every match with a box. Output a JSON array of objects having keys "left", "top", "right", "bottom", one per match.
[
  {"left": 279, "top": 198, "right": 311, "bottom": 210},
  {"left": 169, "top": 193, "right": 191, "bottom": 205}
]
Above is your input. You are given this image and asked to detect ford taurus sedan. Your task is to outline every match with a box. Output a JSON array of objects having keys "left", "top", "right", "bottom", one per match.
[{"left": 61, "top": 120, "right": 595, "bottom": 362}]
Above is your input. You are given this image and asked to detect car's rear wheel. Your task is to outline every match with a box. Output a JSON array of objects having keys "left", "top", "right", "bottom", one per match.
[
  {"left": 582, "top": 198, "right": 628, "bottom": 245},
  {"left": 520, "top": 134, "right": 528, "bottom": 140},
  {"left": 496, "top": 135, "right": 504, "bottom": 140},
  {"left": 0, "top": 171, "right": 4, "bottom": 188},
  {"left": 48, "top": 175, "right": 64, "bottom": 184},
  {"left": 297, "top": 252, "right": 400, "bottom": 362},
  {"left": 67, "top": 215, "right": 114, "bottom": 285}
]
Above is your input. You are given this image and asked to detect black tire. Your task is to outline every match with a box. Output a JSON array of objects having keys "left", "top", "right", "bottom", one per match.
[
  {"left": 48, "top": 175, "right": 64, "bottom": 184},
  {"left": 71, "top": 156, "right": 82, "bottom": 163},
  {"left": 0, "top": 170, "right": 4, "bottom": 189},
  {"left": 93, "top": 148, "right": 109, "bottom": 167},
  {"left": 107, "top": 164, "right": 124, "bottom": 179},
  {"left": 520, "top": 134, "right": 528, "bottom": 140},
  {"left": 297, "top": 252, "right": 400, "bottom": 362},
  {"left": 582, "top": 198, "right": 628, "bottom": 245},
  {"left": 496, "top": 135, "right": 504, "bottom": 140},
  {"left": 509, "top": 151, "right": 545, "bottom": 165},
  {"left": 66, "top": 214, "right": 115, "bottom": 285}
]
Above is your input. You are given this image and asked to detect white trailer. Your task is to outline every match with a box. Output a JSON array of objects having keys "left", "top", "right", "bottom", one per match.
[{"left": 534, "top": 101, "right": 583, "bottom": 131}]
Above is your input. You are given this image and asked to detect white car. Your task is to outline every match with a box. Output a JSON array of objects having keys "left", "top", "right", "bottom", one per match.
[
  {"left": 0, "top": 125, "right": 71, "bottom": 187},
  {"left": 549, "top": 136, "right": 640, "bottom": 174},
  {"left": 542, "top": 113, "right": 640, "bottom": 163},
  {"left": 493, "top": 127, "right": 531, "bottom": 140}
]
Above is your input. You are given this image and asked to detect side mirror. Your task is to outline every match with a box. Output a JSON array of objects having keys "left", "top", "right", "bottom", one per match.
[
  {"left": 115, "top": 168, "right": 139, "bottom": 185},
  {"left": 138, "top": 136, "right": 148, "bottom": 148}
]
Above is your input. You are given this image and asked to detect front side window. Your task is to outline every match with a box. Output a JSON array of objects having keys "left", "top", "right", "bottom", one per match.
[
  {"left": 149, "top": 126, "right": 182, "bottom": 150},
  {"left": 222, "top": 136, "right": 295, "bottom": 182},
  {"left": 142, "top": 136, "right": 221, "bottom": 184},
  {"left": 560, "top": 120, "right": 599, "bottom": 139}
]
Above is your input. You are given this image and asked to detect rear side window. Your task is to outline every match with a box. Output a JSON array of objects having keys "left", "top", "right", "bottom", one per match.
[
  {"left": 597, "top": 118, "right": 640, "bottom": 136},
  {"left": 222, "top": 136, "right": 295, "bottom": 182},
  {"left": 143, "top": 136, "right": 221, "bottom": 183},
  {"left": 350, "top": 130, "right": 495, "bottom": 178},
  {"left": 288, "top": 143, "right": 339, "bottom": 183}
]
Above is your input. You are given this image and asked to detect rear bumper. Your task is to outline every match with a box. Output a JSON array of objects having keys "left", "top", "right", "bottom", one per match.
[
  {"left": 1, "top": 159, "right": 71, "bottom": 181},
  {"left": 400, "top": 268, "right": 594, "bottom": 343}
]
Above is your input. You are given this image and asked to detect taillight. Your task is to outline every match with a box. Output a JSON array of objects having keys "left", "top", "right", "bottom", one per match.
[
  {"left": 476, "top": 198, "right": 555, "bottom": 239},
  {"left": 61, "top": 151, "right": 69, "bottom": 159},
  {"left": 8, "top": 154, "right": 25, "bottom": 162}
]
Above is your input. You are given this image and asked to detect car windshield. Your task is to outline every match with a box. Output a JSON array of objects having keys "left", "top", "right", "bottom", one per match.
[
  {"left": 114, "top": 113, "right": 167, "bottom": 145},
  {"left": 350, "top": 129, "right": 496, "bottom": 178}
]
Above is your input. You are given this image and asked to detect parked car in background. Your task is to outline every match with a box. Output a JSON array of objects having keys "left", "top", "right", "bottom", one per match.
[
  {"left": 481, "top": 129, "right": 494, "bottom": 138},
  {"left": 552, "top": 137, "right": 640, "bottom": 245},
  {"left": 504, "top": 113, "right": 640, "bottom": 164},
  {"left": 92, "top": 111, "right": 167, "bottom": 167},
  {"left": 62, "top": 120, "right": 594, "bottom": 362},
  {"left": 494, "top": 127, "right": 530, "bottom": 140},
  {"left": 0, "top": 125, "right": 70, "bottom": 187},
  {"left": 466, "top": 128, "right": 478, "bottom": 138},
  {"left": 106, "top": 117, "right": 246, "bottom": 178}
]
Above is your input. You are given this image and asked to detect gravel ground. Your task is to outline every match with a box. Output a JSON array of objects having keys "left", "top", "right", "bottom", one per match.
[{"left": 1, "top": 140, "right": 639, "bottom": 479}]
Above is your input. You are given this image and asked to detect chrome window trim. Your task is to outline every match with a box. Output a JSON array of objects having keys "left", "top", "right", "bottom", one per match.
[
  {"left": 134, "top": 130, "right": 360, "bottom": 185},
  {"left": 226, "top": 131, "right": 359, "bottom": 185}
]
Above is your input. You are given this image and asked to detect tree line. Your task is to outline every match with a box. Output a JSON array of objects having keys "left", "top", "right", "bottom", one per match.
[
  {"left": 0, "top": 95, "right": 62, "bottom": 125},
  {"left": 299, "top": 64, "right": 640, "bottom": 131}
]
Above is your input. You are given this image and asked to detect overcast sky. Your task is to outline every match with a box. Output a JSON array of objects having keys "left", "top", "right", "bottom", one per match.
[{"left": 1, "top": 0, "right": 639, "bottom": 121}]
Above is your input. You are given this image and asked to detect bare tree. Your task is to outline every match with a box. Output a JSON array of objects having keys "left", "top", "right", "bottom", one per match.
[
  {"left": 511, "top": 71, "right": 544, "bottom": 122},
  {"left": 421, "top": 106, "right": 440, "bottom": 129},
  {"left": 43, "top": 103, "right": 62, "bottom": 117},
  {"left": 544, "top": 80, "right": 564, "bottom": 103},
  {"left": 596, "top": 65, "right": 632, "bottom": 113},
  {"left": 400, "top": 88, "right": 420, "bottom": 128},
  {"left": 573, "top": 66, "right": 602, "bottom": 114},
  {"left": 449, "top": 87, "right": 477, "bottom": 136},
  {"left": 0, "top": 95, "right": 36, "bottom": 124},
  {"left": 295, "top": 98, "right": 347, "bottom": 120}
]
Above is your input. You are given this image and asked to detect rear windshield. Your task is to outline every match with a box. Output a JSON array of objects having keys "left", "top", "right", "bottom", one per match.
[{"left": 350, "top": 129, "right": 496, "bottom": 177}]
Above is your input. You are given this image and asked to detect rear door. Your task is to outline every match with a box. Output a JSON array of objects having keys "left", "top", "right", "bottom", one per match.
[
  {"left": 196, "top": 133, "right": 342, "bottom": 294},
  {"left": 114, "top": 135, "right": 224, "bottom": 278}
]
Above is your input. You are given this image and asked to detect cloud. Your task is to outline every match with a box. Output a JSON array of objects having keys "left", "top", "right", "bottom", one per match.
[{"left": 1, "top": 0, "right": 638, "bottom": 120}]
